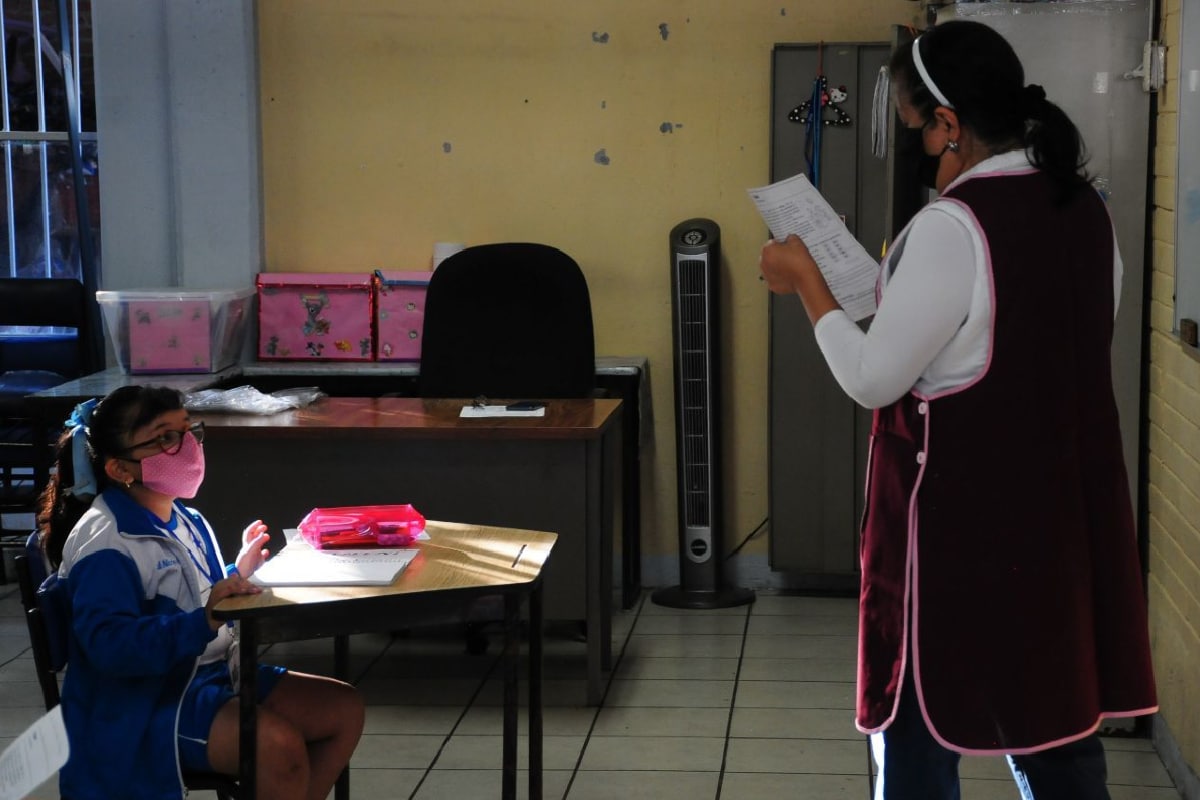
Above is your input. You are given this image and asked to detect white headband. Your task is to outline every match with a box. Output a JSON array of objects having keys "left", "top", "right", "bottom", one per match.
[{"left": 912, "top": 35, "right": 954, "bottom": 109}]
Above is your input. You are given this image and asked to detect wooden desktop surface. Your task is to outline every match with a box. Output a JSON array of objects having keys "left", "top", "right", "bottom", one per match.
[
  {"left": 197, "top": 396, "right": 621, "bottom": 440},
  {"left": 214, "top": 519, "right": 556, "bottom": 620}
]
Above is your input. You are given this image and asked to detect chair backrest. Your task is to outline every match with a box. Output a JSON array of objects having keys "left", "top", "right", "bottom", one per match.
[
  {"left": 15, "top": 534, "right": 63, "bottom": 711},
  {"left": 0, "top": 278, "right": 91, "bottom": 506},
  {"left": 0, "top": 277, "right": 91, "bottom": 382},
  {"left": 417, "top": 243, "right": 596, "bottom": 399}
]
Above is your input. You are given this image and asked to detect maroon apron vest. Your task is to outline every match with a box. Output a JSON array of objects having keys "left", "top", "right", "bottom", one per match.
[{"left": 856, "top": 171, "right": 1157, "bottom": 753}]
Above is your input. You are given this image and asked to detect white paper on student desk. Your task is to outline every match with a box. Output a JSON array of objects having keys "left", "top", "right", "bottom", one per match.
[
  {"left": 747, "top": 172, "right": 880, "bottom": 322},
  {"left": 0, "top": 705, "right": 69, "bottom": 800},
  {"left": 250, "top": 530, "right": 421, "bottom": 587}
]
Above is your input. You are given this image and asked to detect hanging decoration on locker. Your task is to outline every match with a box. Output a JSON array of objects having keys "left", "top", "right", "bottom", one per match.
[
  {"left": 870, "top": 65, "right": 890, "bottom": 159},
  {"left": 788, "top": 76, "right": 853, "bottom": 129},
  {"left": 787, "top": 42, "right": 851, "bottom": 188}
]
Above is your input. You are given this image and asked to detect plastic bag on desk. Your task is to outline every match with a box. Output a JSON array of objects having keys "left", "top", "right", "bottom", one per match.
[
  {"left": 298, "top": 504, "right": 426, "bottom": 549},
  {"left": 183, "top": 385, "right": 325, "bottom": 415}
]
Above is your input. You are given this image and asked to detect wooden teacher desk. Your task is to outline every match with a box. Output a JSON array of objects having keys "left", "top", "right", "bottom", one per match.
[
  {"left": 195, "top": 395, "right": 621, "bottom": 705},
  {"left": 213, "top": 520, "right": 557, "bottom": 800}
]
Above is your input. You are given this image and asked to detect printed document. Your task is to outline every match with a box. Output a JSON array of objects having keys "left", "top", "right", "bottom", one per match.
[
  {"left": 251, "top": 529, "right": 420, "bottom": 587},
  {"left": 0, "top": 706, "right": 68, "bottom": 800},
  {"left": 748, "top": 173, "right": 879, "bottom": 321}
]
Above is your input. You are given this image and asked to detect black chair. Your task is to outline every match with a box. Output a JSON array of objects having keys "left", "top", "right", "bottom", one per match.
[
  {"left": 15, "top": 533, "right": 240, "bottom": 799},
  {"left": 418, "top": 243, "right": 598, "bottom": 651},
  {"left": 418, "top": 242, "right": 596, "bottom": 400},
  {"left": 0, "top": 278, "right": 92, "bottom": 581}
]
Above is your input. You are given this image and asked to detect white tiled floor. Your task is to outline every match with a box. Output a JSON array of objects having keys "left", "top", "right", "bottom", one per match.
[{"left": 0, "top": 586, "right": 1183, "bottom": 799}]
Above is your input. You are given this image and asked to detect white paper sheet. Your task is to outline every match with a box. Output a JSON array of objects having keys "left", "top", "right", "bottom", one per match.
[
  {"left": 748, "top": 172, "right": 880, "bottom": 321},
  {"left": 250, "top": 530, "right": 420, "bottom": 586},
  {"left": 459, "top": 404, "right": 546, "bottom": 418},
  {"left": 0, "top": 706, "right": 69, "bottom": 800}
]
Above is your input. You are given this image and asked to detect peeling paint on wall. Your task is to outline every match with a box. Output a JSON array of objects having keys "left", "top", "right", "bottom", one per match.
[
  {"left": 658, "top": 23, "right": 669, "bottom": 41},
  {"left": 601, "top": 100, "right": 607, "bottom": 109},
  {"left": 592, "top": 32, "right": 610, "bottom": 44},
  {"left": 442, "top": 142, "right": 452, "bottom": 154},
  {"left": 781, "top": 7, "right": 788, "bottom": 16},
  {"left": 594, "top": 149, "right": 611, "bottom": 166}
]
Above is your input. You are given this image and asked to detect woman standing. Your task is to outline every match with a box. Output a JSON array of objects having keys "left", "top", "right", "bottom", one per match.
[{"left": 760, "top": 20, "right": 1156, "bottom": 800}]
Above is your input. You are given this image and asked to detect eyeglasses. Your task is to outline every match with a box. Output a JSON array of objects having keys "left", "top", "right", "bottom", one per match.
[{"left": 124, "top": 421, "right": 205, "bottom": 456}]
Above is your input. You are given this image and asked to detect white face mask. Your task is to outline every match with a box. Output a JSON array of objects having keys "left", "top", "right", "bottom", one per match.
[{"left": 135, "top": 430, "right": 206, "bottom": 498}]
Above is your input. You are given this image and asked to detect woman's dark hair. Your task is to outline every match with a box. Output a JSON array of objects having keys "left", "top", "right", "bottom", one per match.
[
  {"left": 37, "top": 385, "right": 184, "bottom": 567},
  {"left": 889, "top": 20, "right": 1090, "bottom": 202}
]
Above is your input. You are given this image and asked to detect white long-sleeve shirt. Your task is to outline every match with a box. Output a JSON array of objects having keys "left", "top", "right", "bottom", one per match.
[{"left": 812, "top": 151, "right": 1123, "bottom": 409}]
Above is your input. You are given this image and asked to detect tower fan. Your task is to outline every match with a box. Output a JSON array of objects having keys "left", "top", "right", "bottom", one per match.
[{"left": 652, "top": 218, "right": 755, "bottom": 610}]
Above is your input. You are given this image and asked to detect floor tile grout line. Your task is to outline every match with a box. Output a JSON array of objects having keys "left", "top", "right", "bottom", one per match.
[
  {"left": 406, "top": 628, "right": 505, "bottom": 800},
  {"left": 561, "top": 591, "right": 648, "bottom": 799},
  {"left": 713, "top": 601, "right": 756, "bottom": 800}
]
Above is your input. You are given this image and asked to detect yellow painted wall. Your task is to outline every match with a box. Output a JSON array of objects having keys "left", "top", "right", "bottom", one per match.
[
  {"left": 258, "top": 0, "right": 917, "bottom": 563},
  {"left": 1150, "top": 0, "right": 1200, "bottom": 777}
]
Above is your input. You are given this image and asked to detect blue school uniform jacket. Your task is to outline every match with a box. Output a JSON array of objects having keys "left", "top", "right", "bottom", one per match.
[{"left": 57, "top": 488, "right": 225, "bottom": 800}]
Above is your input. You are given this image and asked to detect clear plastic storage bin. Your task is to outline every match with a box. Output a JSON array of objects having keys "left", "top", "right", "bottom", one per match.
[{"left": 96, "top": 287, "right": 254, "bottom": 374}]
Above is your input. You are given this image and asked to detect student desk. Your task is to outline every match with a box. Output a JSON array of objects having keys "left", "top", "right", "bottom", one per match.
[
  {"left": 195, "top": 396, "right": 621, "bottom": 706},
  {"left": 213, "top": 520, "right": 557, "bottom": 800}
]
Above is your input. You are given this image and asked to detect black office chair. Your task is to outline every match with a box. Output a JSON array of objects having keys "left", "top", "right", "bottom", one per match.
[
  {"left": 418, "top": 242, "right": 596, "bottom": 400},
  {"left": 15, "top": 533, "right": 240, "bottom": 799},
  {"left": 0, "top": 278, "right": 93, "bottom": 581},
  {"left": 418, "top": 243, "right": 597, "bottom": 651}
]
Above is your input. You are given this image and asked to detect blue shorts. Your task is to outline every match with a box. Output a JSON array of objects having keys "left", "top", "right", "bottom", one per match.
[{"left": 177, "top": 661, "right": 288, "bottom": 773}]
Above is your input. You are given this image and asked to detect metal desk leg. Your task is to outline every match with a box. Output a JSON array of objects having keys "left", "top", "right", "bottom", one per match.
[
  {"left": 585, "top": 439, "right": 603, "bottom": 706},
  {"left": 584, "top": 422, "right": 618, "bottom": 706},
  {"left": 502, "top": 593, "right": 519, "bottom": 800},
  {"left": 600, "top": 424, "right": 617, "bottom": 671},
  {"left": 334, "top": 634, "right": 350, "bottom": 800},
  {"left": 617, "top": 374, "right": 641, "bottom": 610},
  {"left": 238, "top": 621, "right": 258, "bottom": 799},
  {"left": 529, "top": 579, "right": 543, "bottom": 800}
]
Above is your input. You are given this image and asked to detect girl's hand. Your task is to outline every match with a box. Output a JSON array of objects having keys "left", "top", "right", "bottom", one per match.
[
  {"left": 235, "top": 519, "right": 271, "bottom": 578},
  {"left": 205, "top": 574, "right": 261, "bottom": 631}
]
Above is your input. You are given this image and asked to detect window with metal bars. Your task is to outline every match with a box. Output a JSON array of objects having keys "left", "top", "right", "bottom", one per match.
[{"left": 1, "top": 0, "right": 97, "bottom": 289}]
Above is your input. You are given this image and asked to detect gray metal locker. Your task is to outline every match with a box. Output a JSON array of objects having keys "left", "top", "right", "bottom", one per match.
[{"left": 767, "top": 42, "right": 890, "bottom": 588}]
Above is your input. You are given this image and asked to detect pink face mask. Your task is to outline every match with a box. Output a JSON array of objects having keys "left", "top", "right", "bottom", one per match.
[{"left": 137, "top": 430, "right": 206, "bottom": 498}]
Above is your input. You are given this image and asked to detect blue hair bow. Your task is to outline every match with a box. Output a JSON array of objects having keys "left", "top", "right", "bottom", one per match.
[{"left": 64, "top": 398, "right": 99, "bottom": 498}]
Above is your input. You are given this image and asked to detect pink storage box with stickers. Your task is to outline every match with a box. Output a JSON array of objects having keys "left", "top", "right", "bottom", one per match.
[
  {"left": 96, "top": 287, "right": 254, "bottom": 374},
  {"left": 374, "top": 270, "right": 432, "bottom": 361},
  {"left": 257, "top": 273, "right": 374, "bottom": 361}
]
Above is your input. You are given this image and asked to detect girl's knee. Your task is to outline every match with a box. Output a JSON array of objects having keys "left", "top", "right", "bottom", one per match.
[
  {"left": 258, "top": 717, "right": 309, "bottom": 779},
  {"left": 321, "top": 679, "right": 364, "bottom": 721},
  {"left": 336, "top": 683, "right": 366, "bottom": 739}
]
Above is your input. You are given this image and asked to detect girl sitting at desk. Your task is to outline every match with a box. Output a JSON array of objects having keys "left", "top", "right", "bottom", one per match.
[{"left": 38, "top": 385, "right": 364, "bottom": 800}]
